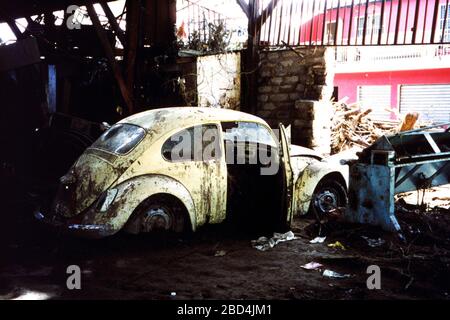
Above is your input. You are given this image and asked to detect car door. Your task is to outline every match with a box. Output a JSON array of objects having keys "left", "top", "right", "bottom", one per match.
[
  {"left": 279, "top": 124, "right": 294, "bottom": 228},
  {"left": 160, "top": 124, "right": 227, "bottom": 226}
]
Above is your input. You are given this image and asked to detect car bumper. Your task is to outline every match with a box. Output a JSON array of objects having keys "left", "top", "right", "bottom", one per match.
[{"left": 34, "top": 211, "right": 116, "bottom": 239}]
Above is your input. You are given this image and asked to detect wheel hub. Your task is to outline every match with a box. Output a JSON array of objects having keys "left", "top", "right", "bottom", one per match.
[
  {"left": 315, "top": 190, "right": 338, "bottom": 214},
  {"left": 142, "top": 207, "right": 172, "bottom": 231}
]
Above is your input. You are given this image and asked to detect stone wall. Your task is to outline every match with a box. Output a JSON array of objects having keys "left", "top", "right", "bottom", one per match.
[{"left": 256, "top": 47, "right": 334, "bottom": 155}]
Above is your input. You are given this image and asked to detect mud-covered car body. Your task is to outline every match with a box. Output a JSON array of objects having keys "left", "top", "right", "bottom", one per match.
[{"left": 36, "top": 107, "right": 350, "bottom": 238}]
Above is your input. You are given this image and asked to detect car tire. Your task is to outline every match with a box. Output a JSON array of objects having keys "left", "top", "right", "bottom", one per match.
[
  {"left": 310, "top": 178, "right": 347, "bottom": 220},
  {"left": 129, "top": 195, "right": 189, "bottom": 234}
]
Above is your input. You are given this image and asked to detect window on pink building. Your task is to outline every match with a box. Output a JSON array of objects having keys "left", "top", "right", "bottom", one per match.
[
  {"left": 357, "top": 15, "right": 381, "bottom": 44},
  {"left": 440, "top": 4, "right": 450, "bottom": 42}
]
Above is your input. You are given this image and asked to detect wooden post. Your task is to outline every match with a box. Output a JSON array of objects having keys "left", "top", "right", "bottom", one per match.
[
  {"left": 245, "top": 0, "right": 260, "bottom": 114},
  {"left": 142, "top": 0, "right": 176, "bottom": 49},
  {"left": 124, "top": 0, "right": 139, "bottom": 106},
  {"left": 240, "top": 0, "right": 279, "bottom": 114},
  {"left": 86, "top": 4, "right": 134, "bottom": 115}
]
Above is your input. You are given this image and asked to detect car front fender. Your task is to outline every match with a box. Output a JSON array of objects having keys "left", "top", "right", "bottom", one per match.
[{"left": 295, "top": 161, "right": 349, "bottom": 215}]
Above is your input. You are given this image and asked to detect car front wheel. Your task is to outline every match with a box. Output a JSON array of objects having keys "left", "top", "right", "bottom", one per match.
[{"left": 310, "top": 178, "right": 347, "bottom": 219}]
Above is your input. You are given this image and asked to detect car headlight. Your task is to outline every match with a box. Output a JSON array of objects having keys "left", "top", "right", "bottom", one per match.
[{"left": 96, "top": 188, "right": 118, "bottom": 212}]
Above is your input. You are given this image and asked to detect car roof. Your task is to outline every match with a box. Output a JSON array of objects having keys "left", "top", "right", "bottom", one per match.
[{"left": 119, "top": 107, "right": 268, "bottom": 133}]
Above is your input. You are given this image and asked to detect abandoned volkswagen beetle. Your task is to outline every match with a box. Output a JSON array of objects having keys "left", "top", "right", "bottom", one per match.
[{"left": 35, "top": 107, "right": 350, "bottom": 238}]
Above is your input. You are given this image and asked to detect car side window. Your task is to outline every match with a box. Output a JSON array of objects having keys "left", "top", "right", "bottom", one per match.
[
  {"left": 162, "top": 124, "right": 221, "bottom": 162},
  {"left": 221, "top": 121, "right": 277, "bottom": 147}
]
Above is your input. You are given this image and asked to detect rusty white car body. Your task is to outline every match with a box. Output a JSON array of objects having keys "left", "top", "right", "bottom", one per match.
[{"left": 35, "top": 107, "right": 350, "bottom": 238}]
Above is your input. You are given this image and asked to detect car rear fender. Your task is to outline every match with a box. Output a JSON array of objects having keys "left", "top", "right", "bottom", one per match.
[{"left": 96, "top": 174, "right": 197, "bottom": 232}]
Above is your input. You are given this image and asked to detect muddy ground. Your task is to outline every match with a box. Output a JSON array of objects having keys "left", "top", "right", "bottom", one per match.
[{"left": 1, "top": 191, "right": 450, "bottom": 300}]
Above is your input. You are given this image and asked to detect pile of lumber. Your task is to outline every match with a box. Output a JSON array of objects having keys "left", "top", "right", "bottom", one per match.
[{"left": 330, "top": 99, "right": 420, "bottom": 154}]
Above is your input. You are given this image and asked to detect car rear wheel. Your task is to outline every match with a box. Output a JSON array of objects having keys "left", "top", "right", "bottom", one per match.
[
  {"left": 127, "top": 195, "right": 188, "bottom": 234},
  {"left": 310, "top": 178, "right": 347, "bottom": 220}
]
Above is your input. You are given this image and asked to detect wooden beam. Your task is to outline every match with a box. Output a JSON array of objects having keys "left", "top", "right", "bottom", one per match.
[
  {"left": 236, "top": 0, "right": 250, "bottom": 18},
  {"left": 100, "top": 2, "right": 126, "bottom": 45},
  {"left": 0, "top": 0, "right": 110, "bottom": 23},
  {"left": 86, "top": 4, "right": 134, "bottom": 115},
  {"left": 6, "top": 19, "right": 25, "bottom": 40}
]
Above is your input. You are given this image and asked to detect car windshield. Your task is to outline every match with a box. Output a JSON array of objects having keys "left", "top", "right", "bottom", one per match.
[{"left": 91, "top": 123, "right": 146, "bottom": 155}]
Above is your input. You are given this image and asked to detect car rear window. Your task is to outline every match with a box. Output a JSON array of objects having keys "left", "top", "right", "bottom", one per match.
[{"left": 91, "top": 123, "right": 145, "bottom": 155}]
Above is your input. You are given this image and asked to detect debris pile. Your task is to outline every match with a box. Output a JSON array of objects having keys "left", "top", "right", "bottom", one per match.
[{"left": 331, "top": 99, "right": 401, "bottom": 154}]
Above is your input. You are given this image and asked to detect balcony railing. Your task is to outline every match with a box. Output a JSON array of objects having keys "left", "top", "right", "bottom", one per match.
[{"left": 334, "top": 45, "right": 450, "bottom": 73}]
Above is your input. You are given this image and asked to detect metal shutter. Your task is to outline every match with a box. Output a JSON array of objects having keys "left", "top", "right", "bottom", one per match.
[
  {"left": 358, "top": 85, "right": 392, "bottom": 120},
  {"left": 400, "top": 84, "right": 450, "bottom": 124}
]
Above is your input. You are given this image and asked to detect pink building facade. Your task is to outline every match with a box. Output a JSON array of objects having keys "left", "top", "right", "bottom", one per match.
[{"left": 293, "top": 0, "right": 450, "bottom": 122}]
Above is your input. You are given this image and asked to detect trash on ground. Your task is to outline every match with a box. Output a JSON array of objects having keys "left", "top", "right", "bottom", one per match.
[
  {"left": 327, "top": 241, "right": 346, "bottom": 250},
  {"left": 251, "top": 231, "right": 296, "bottom": 251},
  {"left": 274, "top": 231, "right": 296, "bottom": 242},
  {"left": 214, "top": 250, "right": 227, "bottom": 257},
  {"left": 251, "top": 237, "right": 275, "bottom": 251},
  {"left": 361, "top": 236, "right": 386, "bottom": 248},
  {"left": 322, "top": 269, "right": 352, "bottom": 279},
  {"left": 300, "top": 262, "right": 323, "bottom": 270},
  {"left": 309, "top": 236, "right": 326, "bottom": 244}
]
